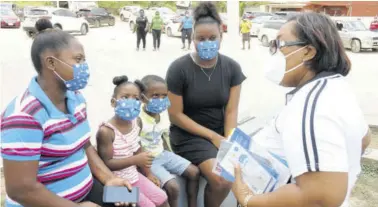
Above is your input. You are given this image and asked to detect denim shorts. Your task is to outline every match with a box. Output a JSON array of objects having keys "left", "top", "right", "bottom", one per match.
[{"left": 151, "top": 150, "right": 191, "bottom": 187}]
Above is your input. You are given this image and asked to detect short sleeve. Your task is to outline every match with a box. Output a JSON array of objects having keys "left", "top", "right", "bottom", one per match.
[
  {"left": 1, "top": 114, "right": 44, "bottom": 161},
  {"left": 229, "top": 60, "right": 246, "bottom": 87},
  {"left": 282, "top": 112, "right": 348, "bottom": 178},
  {"left": 166, "top": 61, "right": 185, "bottom": 96}
]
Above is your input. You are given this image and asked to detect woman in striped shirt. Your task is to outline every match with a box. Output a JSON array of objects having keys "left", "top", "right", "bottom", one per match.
[{"left": 1, "top": 19, "right": 133, "bottom": 207}]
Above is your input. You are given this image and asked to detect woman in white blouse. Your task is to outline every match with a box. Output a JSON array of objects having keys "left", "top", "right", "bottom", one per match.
[{"left": 232, "top": 12, "right": 371, "bottom": 207}]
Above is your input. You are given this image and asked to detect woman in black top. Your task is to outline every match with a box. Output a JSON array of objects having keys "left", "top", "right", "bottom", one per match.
[
  {"left": 166, "top": 3, "right": 246, "bottom": 207},
  {"left": 134, "top": 9, "right": 148, "bottom": 51}
]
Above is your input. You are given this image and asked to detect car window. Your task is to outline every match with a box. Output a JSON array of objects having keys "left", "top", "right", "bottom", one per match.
[
  {"left": 52, "top": 9, "right": 65, "bottom": 16},
  {"left": 92, "top": 8, "right": 106, "bottom": 15},
  {"left": 64, "top": 10, "right": 77, "bottom": 17},
  {"left": 0, "top": 9, "right": 12, "bottom": 16},
  {"left": 29, "top": 9, "right": 49, "bottom": 16}
]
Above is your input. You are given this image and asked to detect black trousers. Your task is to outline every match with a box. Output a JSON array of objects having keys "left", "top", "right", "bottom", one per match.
[
  {"left": 181, "top": 28, "right": 192, "bottom": 45},
  {"left": 136, "top": 29, "right": 147, "bottom": 49},
  {"left": 152, "top": 29, "right": 161, "bottom": 49}
]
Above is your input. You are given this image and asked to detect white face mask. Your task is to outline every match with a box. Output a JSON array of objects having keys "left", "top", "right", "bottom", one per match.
[{"left": 264, "top": 46, "right": 306, "bottom": 85}]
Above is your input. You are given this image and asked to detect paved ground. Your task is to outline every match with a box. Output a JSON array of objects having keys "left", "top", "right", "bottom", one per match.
[{"left": 1, "top": 19, "right": 378, "bottom": 205}]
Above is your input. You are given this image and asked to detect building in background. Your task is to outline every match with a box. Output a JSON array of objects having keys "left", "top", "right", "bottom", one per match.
[
  {"left": 304, "top": 1, "right": 378, "bottom": 17},
  {"left": 243, "top": 1, "right": 378, "bottom": 17}
]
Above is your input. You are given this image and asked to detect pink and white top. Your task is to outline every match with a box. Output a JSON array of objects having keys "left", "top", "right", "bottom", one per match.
[{"left": 102, "top": 120, "right": 141, "bottom": 184}]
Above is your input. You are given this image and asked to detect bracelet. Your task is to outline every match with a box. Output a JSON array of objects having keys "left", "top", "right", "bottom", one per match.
[{"left": 243, "top": 194, "right": 253, "bottom": 207}]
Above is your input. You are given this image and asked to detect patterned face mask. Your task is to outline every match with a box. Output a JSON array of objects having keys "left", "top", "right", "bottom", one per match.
[
  {"left": 145, "top": 96, "right": 171, "bottom": 114},
  {"left": 114, "top": 98, "right": 141, "bottom": 121},
  {"left": 52, "top": 57, "right": 90, "bottom": 91},
  {"left": 196, "top": 40, "right": 220, "bottom": 60}
]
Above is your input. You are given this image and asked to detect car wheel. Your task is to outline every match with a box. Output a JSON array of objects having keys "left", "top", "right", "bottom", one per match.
[
  {"left": 54, "top": 24, "right": 62, "bottom": 30},
  {"left": 372, "top": 48, "right": 378, "bottom": 52},
  {"left": 94, "top": 20, "right": 100, "bottom": 28},
  {"left": 129, "top": 21, "right": 134, "bottom": 31},
  {"left": 167, "top": 27, "right": 172, "bottom": 37},
  {"left": 120, "top": 14, "right": 125, "bottom": 22},
  {"left": 351, "top": 39, "right": 361, "bottom": 53},
  {"left": 108, "top": 19, "right": 115, "bottom": 26},
  {"left": 80, "top": 24, "right": 88, "bottom": 35},
  {"left": 262, "top": 35, "right": 269, "bottom": 47}
]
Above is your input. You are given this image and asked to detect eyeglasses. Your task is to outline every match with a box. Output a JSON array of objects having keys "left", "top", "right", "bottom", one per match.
[{"left": 269, "top": 39, "right": 307, "bottom": 55}]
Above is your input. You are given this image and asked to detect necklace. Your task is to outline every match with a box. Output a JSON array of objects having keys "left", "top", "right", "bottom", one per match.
[{"left": 191, "top": 53, "right": 218, "bottom": 81}]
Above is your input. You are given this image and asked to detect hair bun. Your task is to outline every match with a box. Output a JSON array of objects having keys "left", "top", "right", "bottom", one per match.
[
  {"left": 113, "top": 75, "right": 129, "bottom": 86},
  {"left": 35, "top": 18, "right": 53, "bottom": 32},
  {"left": 193, "top": 2, "right": 221, "bottom": 25}
]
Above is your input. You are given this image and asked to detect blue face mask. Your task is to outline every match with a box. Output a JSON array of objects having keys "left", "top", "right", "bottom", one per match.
[
  {"left": 52, "top": 57, "right": 90, "bottom": 91},
  {"left": 196, "top": 40, "right": 220, "bottom": 60},
  {"left": 114, "top": 98, "right": 141, "bottom": 121},
  {"left": 145, "top": 96, "right": 171, "bottom": 114}
]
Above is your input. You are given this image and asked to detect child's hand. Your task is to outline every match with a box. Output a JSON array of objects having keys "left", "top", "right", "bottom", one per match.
[
  {"left": 147, "top": 175, "right": 160, "bottom": 187},
  {"left": 135, "top": 151, "right": 154, "bottom": 168}
]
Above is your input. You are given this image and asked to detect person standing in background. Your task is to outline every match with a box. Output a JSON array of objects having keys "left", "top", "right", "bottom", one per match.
[
  {"left": 240, "top": 16, "right": 252, "bottom": 50},
  {"left": 179, "top": 10, "right": 193, "bottom": 50},
  {"left": 150, "top": 11, "right": 164, "bottom": 51},
  {"left": 134, "top": 9, "right": 149, "bottom": 51}
]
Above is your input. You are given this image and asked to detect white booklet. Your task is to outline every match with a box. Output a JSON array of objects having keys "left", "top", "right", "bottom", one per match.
[{"left": 219, "top": 142, "right": 277, "bottom": 194}]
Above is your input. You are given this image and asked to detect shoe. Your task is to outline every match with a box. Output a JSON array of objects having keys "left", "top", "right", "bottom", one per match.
[
  {"left": 143, "top": 48, "right": 146, "bottom": 51},
  {"left": 157, "top": 48, "right": 160, "bottom": 51},
  {"left": 181, "top": 45, "right": 185, "bottom": 49},
  {"left": 136, "top": 48, "right": 139, "bottom": 51},
  {"left": 242, "top": 47, "right": 245, "bottom": 50},
  {"left": 153, "top": 48, "right": 156, "bottom": 51}
]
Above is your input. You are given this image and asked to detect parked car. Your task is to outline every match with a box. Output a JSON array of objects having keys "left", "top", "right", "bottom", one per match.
[
  {"left": 336, "top": 20, "right": 378, "bottom": 52},
  {"left": 370, "top": 18, "right": 378, "bottom": 32},
  {"left": 274, "top": 11, "right": 300, "bottom": 20},
  {"left": 0, "top": 9, "right": 21, "bottom": 28},
  {"left": 165, "top": 18, "right": 182, "bottom": 37},
  {"left": 77, "top": 7, "right": 115, "bottom": 27},
  {"left": 119, "top": 5, "right": 141, "bottom": 22},
  {"left": 23, "top": 7, "right": 89, "bottom": 37},
  {"left": 250, "top": 15, "right": 282, "bottom": 36},
  {"left": 258, "top": 20, "right": 286, "bottom": 47},
  {"left": 243, "top": 11, "right": 273, "bottom": 20}
]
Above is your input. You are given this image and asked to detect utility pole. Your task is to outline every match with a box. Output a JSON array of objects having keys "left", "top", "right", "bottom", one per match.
[{"left": 227, "top": 0, "right": 240, "bottom": 50}]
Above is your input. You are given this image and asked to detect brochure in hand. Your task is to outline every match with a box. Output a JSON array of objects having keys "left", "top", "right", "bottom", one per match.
[{"left": 212, "top": 126, "right": 291, "bottom": 194}]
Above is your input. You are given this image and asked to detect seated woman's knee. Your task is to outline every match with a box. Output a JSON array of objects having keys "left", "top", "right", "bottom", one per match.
[
  {"left": 209, "top": 176, "right": 232, "bottom": 191},
  {"left": 164, "top": 179, "right": 180, "bottom": 199}
]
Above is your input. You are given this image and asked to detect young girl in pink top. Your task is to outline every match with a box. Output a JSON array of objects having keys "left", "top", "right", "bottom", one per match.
[{"left": 96, "top": 75, "right": 168, "bottom": 207}]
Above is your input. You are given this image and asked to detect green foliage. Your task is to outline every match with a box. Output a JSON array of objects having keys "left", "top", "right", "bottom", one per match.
[{"left": 11, "top": 1, "right": 53, "bottom": 7}]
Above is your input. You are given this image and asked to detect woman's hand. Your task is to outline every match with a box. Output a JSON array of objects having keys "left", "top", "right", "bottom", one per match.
[
  {"left": 210, "top": 131, "right": 226, "bottom": 149},
  {"left": 105, "top": 177, "right": 136, "bottom": 206},
  {"left": 232, "top": 163, "right": 254, "bottom": 206},
  {"left": 147, "top": 174, "right": 161, "bottom": 187}
]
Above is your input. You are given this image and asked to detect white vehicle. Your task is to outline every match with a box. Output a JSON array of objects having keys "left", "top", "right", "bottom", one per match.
[
  {"left": 23, "top": 7, "right": 89, "bottom": 37},
  {"left": 250, "top": 15, "right": 280, "bottom": 37},
  {"left": 258, "top": 20, "right": 285, "bottom": 47},
  {"left": 165, "top": 21, "right": 182, "bottom": 37},
  {"left": 336, "top": 20, "right": 378, "bottom": 52},
  {"left": 119, "top": 5, "right": 141, "bottom": 22}
]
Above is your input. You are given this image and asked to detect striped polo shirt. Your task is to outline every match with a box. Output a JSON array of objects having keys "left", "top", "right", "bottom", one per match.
[{"left": 1, "top": 77, "right": 93, "bottom": 207}]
